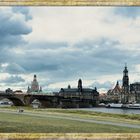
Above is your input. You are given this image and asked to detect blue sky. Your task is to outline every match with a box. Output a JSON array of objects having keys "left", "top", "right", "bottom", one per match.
[{"left": 0, "top": 7, "right": 140, "bottom": 93}]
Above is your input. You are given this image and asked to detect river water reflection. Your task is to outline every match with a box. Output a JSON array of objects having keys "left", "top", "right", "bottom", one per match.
[{"left": 77, "top": 107, "right": 140, "bottom": 115}]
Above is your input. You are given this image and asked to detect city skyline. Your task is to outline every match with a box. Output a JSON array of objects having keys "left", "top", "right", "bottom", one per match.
[{"left": 0, "top": 7, "right": 140, "bottom": 92}]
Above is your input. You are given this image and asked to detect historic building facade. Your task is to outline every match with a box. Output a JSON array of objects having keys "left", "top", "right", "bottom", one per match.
[
  {"left": 107, "top": 81, "right": 122, "bottom": 103},
  {"left": 130, "top": 82, "right": 140, "bottom": 103},
  {"left": 27, "top": 75, "right": 42, "bottom": 93},
  {"left": 107, "top": 65, "right": 140, "bottom": 103},
  {"left": 58, "top": 79, "right": 99, "bottom": 107},
  {"left": 121, "top": 65, "right": 140, "bottom": 103}
]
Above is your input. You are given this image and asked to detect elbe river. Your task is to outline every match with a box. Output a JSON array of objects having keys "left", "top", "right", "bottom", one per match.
[{"left": 76, "top": 107, "right": 140, "bottom": 114}]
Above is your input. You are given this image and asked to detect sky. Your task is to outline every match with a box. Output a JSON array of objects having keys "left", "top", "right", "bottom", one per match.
[{"left": 0, "top": 7, "right": 140, "bottom": 93}]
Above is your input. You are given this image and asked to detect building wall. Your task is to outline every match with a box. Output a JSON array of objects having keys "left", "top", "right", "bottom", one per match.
[{"left": 130, "top": 83, "right": 140, "bottom": 103}]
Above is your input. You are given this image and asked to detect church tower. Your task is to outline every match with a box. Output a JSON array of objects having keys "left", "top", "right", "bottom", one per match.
[
  {"left": 122, "top": 64, "right": 129, "bottom": 103},
  {"left": 31, "top": 75, "right": 39, "bottom": 92},
  {"left": 78, "top": 79, "right": 82, "bottom": 93},
  {"left": 27, "top": 86, "right": 30, "bottom": 93},
  {"left": 68, "top": 85, "right": 71, "bottom": 89}
]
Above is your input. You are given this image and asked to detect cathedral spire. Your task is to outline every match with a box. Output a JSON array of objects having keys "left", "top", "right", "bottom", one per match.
[
  {"left": 123, "top": 64, "right": 129, "bottom": 86},
  {"left": 116, "top": 81, "right": 119, "bottom": 86},
  {"left": 27, "top": 86, "right": 30, "bottom": 93},
  {"left": 122, "top": 64, "right": 129, "bottom": 103},
  {"left": 39, "top": 86, "right": 42, "bottom": 92},
  {"left": 33, "top": 74, "right": 37, "bottom": 81},
  {"left": 78, "top": 79, "right": 82, "bottom": 92},
  {"left": 68, "top": 85, "right": 71, "bottom": 89}
]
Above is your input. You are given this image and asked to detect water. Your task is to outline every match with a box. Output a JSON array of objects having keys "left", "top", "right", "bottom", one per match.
[{"left": 77, "top": 107, "right": 140, "bottom": 115}]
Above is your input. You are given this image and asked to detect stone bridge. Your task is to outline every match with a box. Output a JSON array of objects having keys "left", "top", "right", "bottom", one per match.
[
  {"left": 0, "top": 93, "right": 59, "bottom": 107},
  {"left": 0, "top": 92, "right": 99, "bottom": 108}
]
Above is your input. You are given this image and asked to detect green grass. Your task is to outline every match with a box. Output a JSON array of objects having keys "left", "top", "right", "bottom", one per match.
[
  {"left": 1, "top": 107, "right": 140, "bottom": 125},
  {"left": 0, "top": 111, "right": 140, "bottom": 133},
  {"left": 4, "top": 106, "right": 140, "bottom": 121},
  {"left": 45, "top": 109, "right": 140, "bottom": 121}
]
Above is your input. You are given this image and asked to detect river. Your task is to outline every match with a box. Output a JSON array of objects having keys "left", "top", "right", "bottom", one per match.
[{"left": 76, "top": 107, "right": 140, "bottom": 115}]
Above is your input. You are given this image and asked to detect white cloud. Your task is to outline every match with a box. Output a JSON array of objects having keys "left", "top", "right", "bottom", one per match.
[
  {"left": 26, "top": 7, "right": 112, "bottom": 43},
  {"left": 26, "top": 7, "right": 140, "bottom": 49}
]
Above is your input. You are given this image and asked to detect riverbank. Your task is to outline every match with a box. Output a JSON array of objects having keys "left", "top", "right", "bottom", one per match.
[
  {"left": 78, "top": 107, "right": 140, "bottom": 114},
  {"left": 0, "top": 107, "right": 140, "bottom": 133},
  {"left": 1, "top": 106, "right": 140, "bottom": 121},
  {"left": 41, "top": 108, "right": 140, "bottom": 125},
  {"left": 46, "top": 109, "right": 140, "bottom": 120}
]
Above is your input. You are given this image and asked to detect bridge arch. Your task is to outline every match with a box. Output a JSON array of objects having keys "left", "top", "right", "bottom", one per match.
[
  {"left": 0, "top": 96, "right": 24, "bottom": 106},
  {"left": 29, "top": 96, "right": 55, "bottom": 108},
  {"left": 7, "top": 97, "right": 24, "bottom": 106},
  {"left": 29, "top": 97, "right": 48, "bottom": 107}
]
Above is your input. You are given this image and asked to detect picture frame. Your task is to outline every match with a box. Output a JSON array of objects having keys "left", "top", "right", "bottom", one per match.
[{"left": 0, "top": 1, "right": 140, "bottom": 140}]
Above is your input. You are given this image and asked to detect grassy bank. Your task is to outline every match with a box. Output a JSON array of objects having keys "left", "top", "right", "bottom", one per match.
[
  {"left": 0, "top": 112, "right": 140, "bottom": 133},
  {"left": 1, "top": 107, "right": 140, "bottom": 125},
  {"left": 1, "top": 107, "right": 140, "bottom": 122},
  {"left": 45, "top": 109, "right": 140, "bottom": 121}
]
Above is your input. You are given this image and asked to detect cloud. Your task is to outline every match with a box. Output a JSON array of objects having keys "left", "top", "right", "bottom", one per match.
[
  {"left": 2, "top": 63, "right": 26, "bottom": 74},
  {"left": 12, "top": 7, "right": 32, "bottom": 21},
  {"left": 0, "top": 7, "right": 32, "bottom": 48},
  {"left": 4, "top": 37, "right": 139, "bottom": 85},
  {"left": 27, "top": 41, "right": 68, "bottom": 49},
  {"left": 0, "top": 7, "right": 32, "bottom": 82},
  {"left": 90, "top": 81, "right": 114, "bottom": 90},
  {"left": 27, "top": 7, "right": 140, "bottom": 47},
  {"left": 0, "top": 75, "right": 25, "bottom": 84},
  {"left": 114, "top": 7, "right": 140, "bottom": 19}
]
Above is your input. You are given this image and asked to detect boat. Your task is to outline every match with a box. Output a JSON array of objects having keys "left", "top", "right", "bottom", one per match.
[
  {"left": 99, "top": 103, "right": 106, "bottom": 107},
  {"left": 106, "top": 103, "right": 140, "bottom": 109},
  {"left": 128, "top": 104, "right": 140, "bottom": 109},
  {"left": 106, "top": 103, "right": 123, "bottom": 108},
  {"left": 0, "top": 101, "right": 12, "bottom": 107}
]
